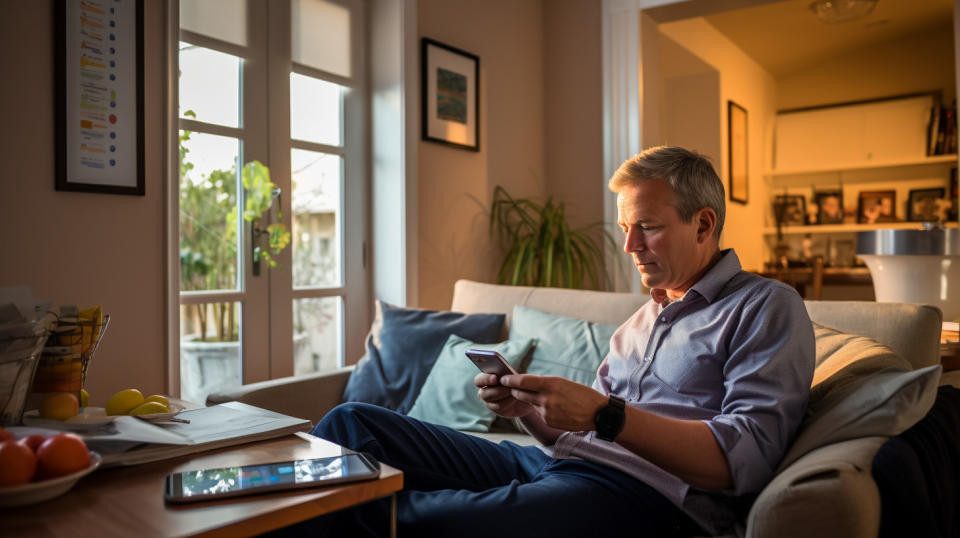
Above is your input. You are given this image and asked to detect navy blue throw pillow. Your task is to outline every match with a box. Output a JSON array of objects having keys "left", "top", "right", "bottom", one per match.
[{"left": 341, "top": 301, "right": 505, "bottom": 414}]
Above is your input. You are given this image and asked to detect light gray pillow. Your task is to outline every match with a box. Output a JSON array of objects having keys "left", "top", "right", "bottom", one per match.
[
  {"left": 508, "top": 305, "right": 617, "bottom": 386},
  {"left": 407, "top": 335, "right": 535, "bottom": 432},
  {"left": 778, "top": 322, "right": 941, "bottom": 471}
]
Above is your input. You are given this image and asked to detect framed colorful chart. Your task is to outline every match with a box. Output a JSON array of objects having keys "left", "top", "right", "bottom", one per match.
[
  {"left": 55, "top": 0, "right": 145, "bottom": 195},
  {"left": 421, "top": 38, "right": 479, "bottom": 151}
]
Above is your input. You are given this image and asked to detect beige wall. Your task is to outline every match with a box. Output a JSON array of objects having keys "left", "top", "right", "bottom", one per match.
[
  {"left": 543, "top": 0, "right": 604, "bottom": 232},
  {"left": 777, "top": 25, "right": 956, "bottom": 110},
  {"left": 659, "top": 18, "right": 777, "bottom": 272},
  {"left": 0, "top": 1, "right": 168, "bottom": 405},
  {"left": 416, "top": 0, "right": 604, "bottom": 309}
]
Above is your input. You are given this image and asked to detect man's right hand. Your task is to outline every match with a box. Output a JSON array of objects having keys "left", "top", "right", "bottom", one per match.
[{"left": 475, "top": 373, "right": 534, "bottom": 418}]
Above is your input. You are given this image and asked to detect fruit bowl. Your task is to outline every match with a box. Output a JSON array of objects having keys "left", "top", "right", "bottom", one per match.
[
  {"left": 133, "top": 402, "right": 186, "bottom": 423},
  {"left": 0, "top": 451, "right": 101, "bottom": 507}
]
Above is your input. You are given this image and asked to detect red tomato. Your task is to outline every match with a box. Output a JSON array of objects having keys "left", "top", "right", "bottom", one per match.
[
  {"left": 36, "top": 433, "right": 90, "bottom": 479},
  {"left": 0, "top": 440, "right": 37, "bottom": 486},
  {"left": 18, "top": 434, "right": 47, "bottom": 452},
  {"left": 0, "top": 427, "right": 13, "bottom": 442}
]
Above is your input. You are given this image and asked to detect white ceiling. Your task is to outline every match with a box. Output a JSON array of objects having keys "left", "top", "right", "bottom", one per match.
[{"left": 702, "top": 0, "right": 954, "bottom": 76}]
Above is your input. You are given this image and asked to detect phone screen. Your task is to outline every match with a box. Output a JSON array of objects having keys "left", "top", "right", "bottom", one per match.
[{"left": 165, "top": 453, "right": 380, "bottom": 503}]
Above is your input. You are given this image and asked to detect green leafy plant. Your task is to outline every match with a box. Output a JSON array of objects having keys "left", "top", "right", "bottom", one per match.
[
  {"left": 178, "top": 111, "right": 290, "bottom": 342},
  {"left": 488, "top": 185, "right": 616, "bottom": 289}
]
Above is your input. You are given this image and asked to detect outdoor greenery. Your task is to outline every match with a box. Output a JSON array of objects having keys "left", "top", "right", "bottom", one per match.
[
  {"left": 178, "top": 111, "right": 290, "bottom": 342},
  {"left": 489, "top": 185, "right": 616, "bottom": 290}
]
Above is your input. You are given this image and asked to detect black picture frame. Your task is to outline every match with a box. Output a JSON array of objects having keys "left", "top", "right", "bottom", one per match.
[
  {"left": 815, "top": 190, "right": 844, "bottom": 224},
  {"left": 857, "top": 190, "right": 897, "bottom": 224},
  {"left": 728, "top": 100, "right": 748, "bottom": 204},
  {"left": 907, "top": 187, "right": 947, "bottom": 222},
  {"left": 55, "top": 0, "right": 145, "bottom": 195},
  {"left": 421, "top": 38, "right": 480, "bottom": 151},
  {"left": 773, "top": 194, "right": 806, "bottom": 227}
]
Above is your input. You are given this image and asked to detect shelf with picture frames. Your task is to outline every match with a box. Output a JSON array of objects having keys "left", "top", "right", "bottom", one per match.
[
  {"left": 762, "top": 221, "right": 959, "bottom": 236},
  {"left": 763, "top": 154, "right": 958, "bottom": 178}
]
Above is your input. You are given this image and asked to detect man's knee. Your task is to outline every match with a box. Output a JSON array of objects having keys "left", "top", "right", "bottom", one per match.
[{"left": 312, "top": 402, "right": 389, "bottom": 440}]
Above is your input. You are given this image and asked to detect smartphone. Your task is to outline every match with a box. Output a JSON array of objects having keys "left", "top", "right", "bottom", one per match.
[
  {"left": 164, "top": 452, "right": 381, "bottom": 504},
  {"left": 465, "top": 348, "right": 518, "bottom": 377}
]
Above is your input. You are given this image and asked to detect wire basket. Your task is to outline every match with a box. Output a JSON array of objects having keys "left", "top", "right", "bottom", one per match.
[
  {"left": 0, "top": 320, "right": 53, "bottom": 426},
  {"left": 31, "top": 315, "right": 110, "bottom": 396}
]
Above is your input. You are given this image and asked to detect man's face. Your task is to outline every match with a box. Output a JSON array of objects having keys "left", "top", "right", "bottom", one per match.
[{"left": 617, "top": 180, "right": 708, "bottom": 296}]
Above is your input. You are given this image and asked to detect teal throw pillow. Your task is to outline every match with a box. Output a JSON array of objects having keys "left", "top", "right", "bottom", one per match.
[
  {"left": 407, "top": 335, "right": 535, "bottom": 432},
  {"left": 509, "top": 305, "right": 618, "bottom": 386}
]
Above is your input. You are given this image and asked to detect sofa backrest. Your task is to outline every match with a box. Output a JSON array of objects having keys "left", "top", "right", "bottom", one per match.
[
  {"left": 451, "top": 280, "right": 647, "bottom": 329},
  {"left": 803, "top": 301, "right": 942, "bottom": 370},
  {"left": 450, "top": 280, "right": 943, "bottom": 371}
]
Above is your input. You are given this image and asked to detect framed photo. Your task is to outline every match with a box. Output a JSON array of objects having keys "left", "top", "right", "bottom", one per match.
[
  {"left": 55, "top": 0, "right": 144, "bottom": 195},
  {"left": 857, "top": 190, "right": 897, "bottom": 224},
  {"left": 727, "top": 101, "right": 748, "bottom": 204},
  {"left": 772, "top": 194, "right": 806, "bottom": 227},
  {"left": 815, "top": 191, "right": 844, "bottom": 224},
  {"left": 907, "top": 187, "right": 947, "bottom": 222},
  {"left": 421, "top": 38, "right": 479, "bottom": 151}
]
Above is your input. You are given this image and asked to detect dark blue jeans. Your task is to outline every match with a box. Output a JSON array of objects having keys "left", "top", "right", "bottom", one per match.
[{"left": 279, "top": 402, "right": 697, "bottom": 537}]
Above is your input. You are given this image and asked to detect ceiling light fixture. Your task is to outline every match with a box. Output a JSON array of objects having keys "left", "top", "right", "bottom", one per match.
[{"left": 809, "top": 0, "right": 878, "bottom": 24}]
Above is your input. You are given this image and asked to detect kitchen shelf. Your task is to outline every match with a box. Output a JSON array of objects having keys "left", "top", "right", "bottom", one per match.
[
  {"left": 763, "top": 221, "right": 959, "bottom": 236},
  {"left": 764, "top": 154, "right": 958, "bottom": 177}
]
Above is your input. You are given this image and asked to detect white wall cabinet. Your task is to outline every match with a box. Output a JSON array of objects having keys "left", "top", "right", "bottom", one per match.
[{"left": 773, "top": 95, "right": 935, "bottom": 173}]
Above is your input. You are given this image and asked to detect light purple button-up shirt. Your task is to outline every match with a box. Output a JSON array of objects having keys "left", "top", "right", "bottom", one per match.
[{"left": 545, "top": 249, "right": 815, "bottom": 534}]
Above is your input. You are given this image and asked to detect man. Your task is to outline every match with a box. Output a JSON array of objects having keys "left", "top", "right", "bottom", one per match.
[{"left": 306, "top": 146, "right": 815, "bottom": 537}]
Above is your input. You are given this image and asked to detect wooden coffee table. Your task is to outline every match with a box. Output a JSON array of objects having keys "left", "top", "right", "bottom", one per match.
[{"left": 3, "top": 433, "right": 403, "bottom": 537}]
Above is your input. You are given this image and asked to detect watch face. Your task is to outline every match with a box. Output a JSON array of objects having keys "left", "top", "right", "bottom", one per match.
[{"left": 595, "top": 405, "right": 625, "bottom": 440}]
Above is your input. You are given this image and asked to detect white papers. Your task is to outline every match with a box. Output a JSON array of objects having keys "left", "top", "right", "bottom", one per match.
[{"left": 7, "top": 402, "right": 312, "bottom": 467}]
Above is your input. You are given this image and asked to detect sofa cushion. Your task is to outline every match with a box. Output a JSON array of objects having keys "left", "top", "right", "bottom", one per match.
[
  {"left": 509, "top": 305, "right": 617, "bottom": 386},
  {"left": 408, "top": 335, "right": 534, "bottom": 432},
  {"left": 341, "top": 301, "right": 505, "bottom": 414},
  {"left": 777, "top": 322, "right": 940, "bottom": 471}
]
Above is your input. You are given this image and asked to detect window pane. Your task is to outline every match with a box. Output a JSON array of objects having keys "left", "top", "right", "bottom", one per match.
[
  {"left": 291, "top": 149, "right": 341, "bottom": 288},
  {"left": 180, "top": 0, "right": 247, "bottom": 47},
  {"left": 290, "top": 73, "right": 341, "bottom": 145},
  {"left": 180, "top": 301, "right": 242, "bottom": 405},
  {"left": 292, "top": 0, "right": 351, "bottom": 78},
  {"left": 293, "top": 297, "right": 341, "bottom": 374},
  {"left": 179, "top": 43, "right": 240, "bottom": 127},
  {"left": 179, "top": 131, "right": 241, "bottom": 292}
]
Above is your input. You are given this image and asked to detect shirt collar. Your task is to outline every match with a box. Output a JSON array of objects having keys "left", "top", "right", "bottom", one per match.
[{"left": 686, "top": 249, "right": 741, "bottom": 304}]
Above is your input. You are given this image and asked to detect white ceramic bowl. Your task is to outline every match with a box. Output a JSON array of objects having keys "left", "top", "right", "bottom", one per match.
[{"left": 0, "top": 451, "right": 101, "bottom": 507}]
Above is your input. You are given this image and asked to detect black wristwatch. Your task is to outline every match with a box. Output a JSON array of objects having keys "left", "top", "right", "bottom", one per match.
[{"left": 594, "top": 395, "right": 626, "bottom": 442}]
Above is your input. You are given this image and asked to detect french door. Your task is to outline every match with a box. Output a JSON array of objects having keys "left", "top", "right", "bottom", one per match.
[{"left": 175, "top": 0, "right": 369, "bottom": 404}]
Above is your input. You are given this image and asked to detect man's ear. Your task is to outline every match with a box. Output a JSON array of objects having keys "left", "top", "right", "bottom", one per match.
[{"left": 695, "top": 208, "right": 717, "bottom": 243}]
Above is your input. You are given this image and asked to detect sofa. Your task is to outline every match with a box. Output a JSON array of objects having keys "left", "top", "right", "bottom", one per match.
[{"left": 208, "top": 279, "right": 945, "bottom": 538}]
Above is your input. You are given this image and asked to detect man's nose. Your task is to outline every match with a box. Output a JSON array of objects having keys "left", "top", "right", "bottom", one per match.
[{"left": 623, "top": 227, "right": 643, "bottom": 253}]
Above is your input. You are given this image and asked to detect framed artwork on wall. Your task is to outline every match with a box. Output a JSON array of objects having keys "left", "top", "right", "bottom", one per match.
[
  {"left": 728, "top": 100, "right": 748, "bottom": 204},
  {"left": 421, "top": 38, "right": 479, "bottom": 151},
  {"left": 55, "top": 0, "right": 145, "bottom": 195}
]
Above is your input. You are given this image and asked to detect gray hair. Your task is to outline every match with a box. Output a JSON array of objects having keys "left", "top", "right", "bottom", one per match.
[{"left": 608, "top": 146, "right": 726, "bottom": 240}]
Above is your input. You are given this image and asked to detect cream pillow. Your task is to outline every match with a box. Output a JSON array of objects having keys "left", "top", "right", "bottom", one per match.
[{"left": 778, "top": 322, "right": 941, "bottom": 471}]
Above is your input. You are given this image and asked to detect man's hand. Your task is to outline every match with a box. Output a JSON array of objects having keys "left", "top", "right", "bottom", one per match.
[
  {"left": 499, "top": 374, "right": 607, "bottom": 432},
  {"left": 475, "top": 373, "right": 534, "bottom": 418}
]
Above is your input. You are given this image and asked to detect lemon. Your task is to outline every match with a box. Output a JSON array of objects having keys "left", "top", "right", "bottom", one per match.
[
  {"left": 106, "top": 389, "right": 144, "bottom": 416},
  {"left": 129, "top": 401, "right": 170, "bottom": 416},
  {"left": 39, "top": 392, "right": 79, "bottom": 421},
  {"left": 144, "top": 394, "right": 169, "bottom": 407},
  {"left": 79, "top": 388, "right": 90, "bottom": 408}
]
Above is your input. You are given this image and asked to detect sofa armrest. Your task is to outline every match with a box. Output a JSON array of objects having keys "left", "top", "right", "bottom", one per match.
[
  {"left": 205, "top": 366, "right": 354, "bottom": 422},
  {"left": 746, "top": 436, "right": 888, "bottom": 538}
]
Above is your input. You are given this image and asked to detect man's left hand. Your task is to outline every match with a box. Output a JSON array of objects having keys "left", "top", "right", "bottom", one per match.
[{"left": 499, "top": 374, "right": 607, "bottom": 432}]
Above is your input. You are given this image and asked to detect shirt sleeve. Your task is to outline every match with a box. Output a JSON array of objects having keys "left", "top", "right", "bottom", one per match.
[{"left": 704, "top": 284, "right": 815, "bottom": 495}]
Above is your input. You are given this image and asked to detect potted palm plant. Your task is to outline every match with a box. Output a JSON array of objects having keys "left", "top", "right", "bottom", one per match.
[{"left": 488, "top": 185, "right": 616, "bottom": 290}]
